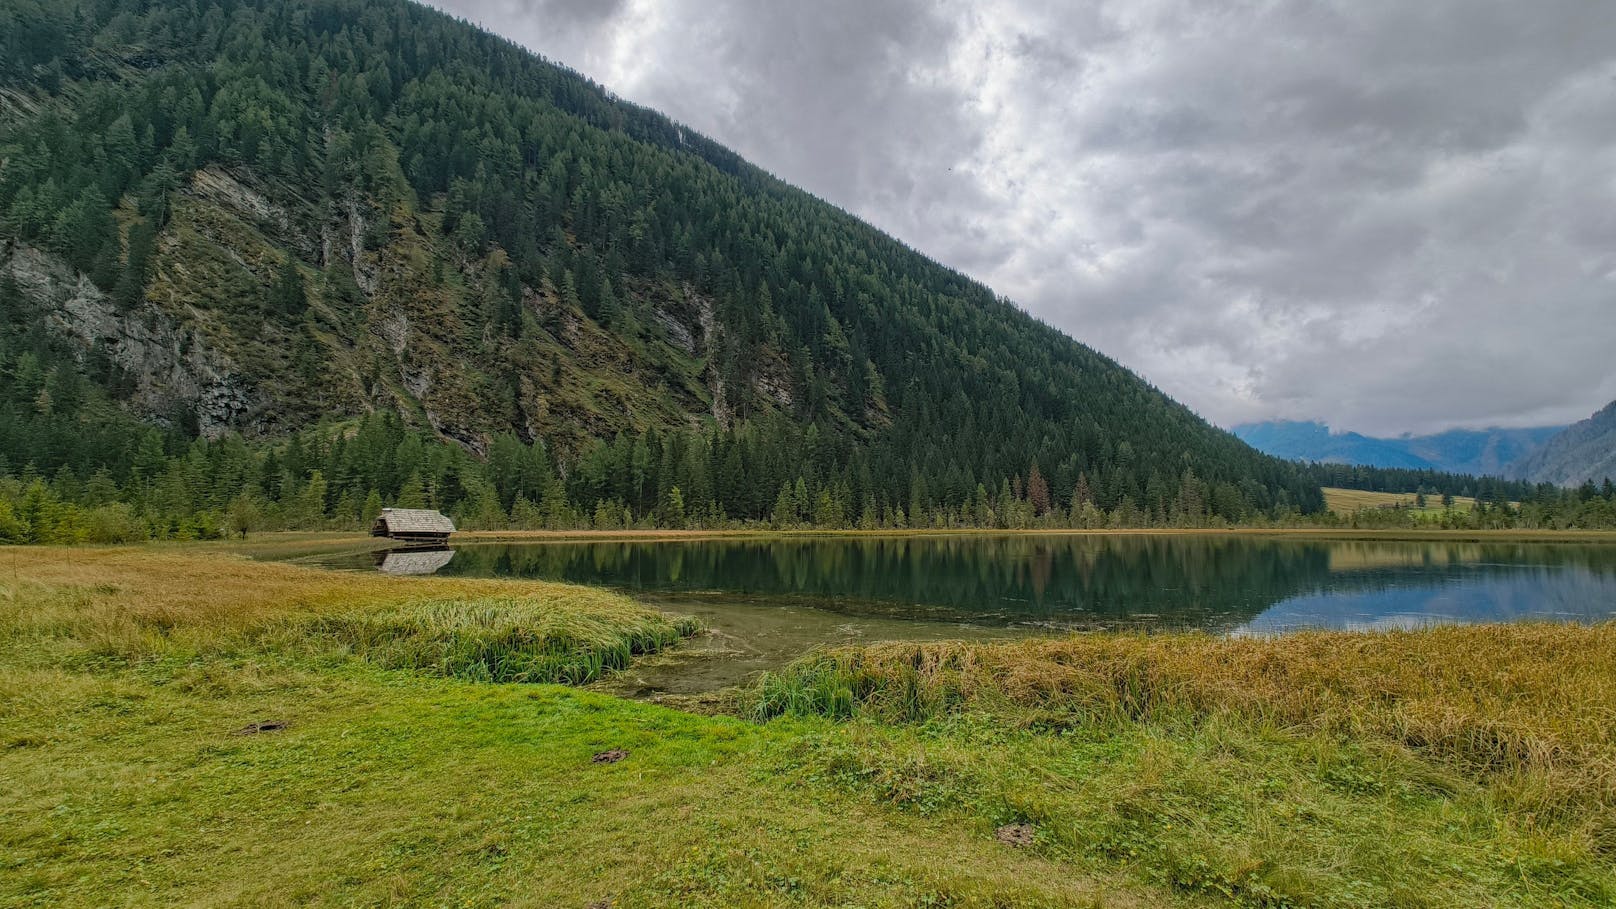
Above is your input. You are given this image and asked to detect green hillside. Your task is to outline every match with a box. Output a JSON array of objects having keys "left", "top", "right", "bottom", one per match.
[{"left": 0, "top": 0, "right": 1321, "bottom": 535}]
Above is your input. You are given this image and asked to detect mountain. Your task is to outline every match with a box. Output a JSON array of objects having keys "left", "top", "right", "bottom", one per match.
[
  {"left": 1230, "top": 421, "right": 1432, "bottom": 470},
  {"left": 1400, "top": 427, "right": 1565, "bottom": 478},
  {"left": 0, "top": 0, "right": 1321, "bottom": 527},
  {"left": 1232, "top": 420, "right": 1563, "bottom": 477},
  {"left": 1512, "top": 401, "right": 1616, "bottom": 487}
]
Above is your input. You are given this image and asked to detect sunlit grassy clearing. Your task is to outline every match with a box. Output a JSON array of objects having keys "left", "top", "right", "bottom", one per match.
[{"left": 1322, "top": 486, "right": 1480, "bottom": 514}]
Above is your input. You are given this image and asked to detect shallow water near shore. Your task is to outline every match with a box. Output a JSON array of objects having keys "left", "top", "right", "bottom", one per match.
[{"left": 303, "top": 533, "right": 1616, "bottom": 693}]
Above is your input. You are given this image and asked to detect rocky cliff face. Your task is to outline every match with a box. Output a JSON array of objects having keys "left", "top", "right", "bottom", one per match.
[
  {"left": 4, "top": 243, "right": 260, "bottom": 438},
  {"left": 6, "top": 164, "right": 738, "bottom": 457},
  {"left": 1513, "top": 401, "right": 1616, "bottom": 487}
]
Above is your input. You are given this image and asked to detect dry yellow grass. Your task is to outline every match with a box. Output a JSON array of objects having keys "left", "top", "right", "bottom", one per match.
[
  {"left": 754, "top": 625, "right": 1616, "bottom": 821},
  {"left": 0, "top": 545, "right": 694, "bottom": 675},
  {"left": 1322, "top": 486, "right": 1483, "bottom": 514}
]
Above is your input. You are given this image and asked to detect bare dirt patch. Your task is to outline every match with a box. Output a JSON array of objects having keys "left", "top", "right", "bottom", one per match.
[{"left": 995, "top": 823, "right": 1036, "bottom": 847}]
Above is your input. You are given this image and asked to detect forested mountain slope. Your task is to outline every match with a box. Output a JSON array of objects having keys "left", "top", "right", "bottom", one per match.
[
  {"left": 1513, "top": 401, "right": 1616, "bottom": 488},
  {"left": 0, "top": 0, "right": 1321, "bottom": 534}
]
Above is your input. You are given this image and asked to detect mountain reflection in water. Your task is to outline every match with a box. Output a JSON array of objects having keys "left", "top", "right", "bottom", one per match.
[{"left": 327, "top": 535, "right": 1616, "bottom": 632}]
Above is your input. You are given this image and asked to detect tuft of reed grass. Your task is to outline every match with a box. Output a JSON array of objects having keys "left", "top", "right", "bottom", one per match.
[
  {"left": 0, "top": 545, "right": 699, "bottom": 684},
  {"left": 749, "top": 623, "right": 1616, "bottom": 821},
  {"left": 301, "top": 597, "right": 700, "bottom": 684}
]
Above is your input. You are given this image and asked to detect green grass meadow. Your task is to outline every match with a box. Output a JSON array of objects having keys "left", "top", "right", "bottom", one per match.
[{"left": 2, "top": 543, "right": 1613, "bottom": 907}]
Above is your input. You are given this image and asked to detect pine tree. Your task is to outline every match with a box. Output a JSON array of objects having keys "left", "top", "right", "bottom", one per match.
[
  {"left": 1027, "top": 464, "right": 1051, "bottom": 517},
  {"left": 114, "top": 219, "right": 157, "bottom": 310},
  {"left": 289, "top": 470, "right": 328, "bottom": 528},
  {"left": 663, "top": 485, "right": 685, "bottom": 529},
  {"left": 0, "top": 499, "right": 29, "bottom": 544},
  {"left": 362, "top": 488, "right": 384, "bottom": 524},
  {"left": 271, "top": 259, "right": 308, "bottom": 316},
  {"left": 397, "top": 472, "right": 427, "bottom": 508},
  {"left": 51, "top": 188, "right": 117, "bottom": 285},
  {"left": 973, "top": 483, "right": 992, "bottom": 526},
  {"left": 772, "top": 480, "right": 797, "bottom": 528}
]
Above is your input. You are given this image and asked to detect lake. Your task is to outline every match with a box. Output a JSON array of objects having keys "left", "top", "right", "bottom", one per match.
[{"left": 309, "top": 534, "right": 1616, "bottom": 695}]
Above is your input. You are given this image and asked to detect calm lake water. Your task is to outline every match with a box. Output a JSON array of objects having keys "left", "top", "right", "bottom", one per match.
[{"left": 309, "top": 534, "right": 1616, "bottom": 695}]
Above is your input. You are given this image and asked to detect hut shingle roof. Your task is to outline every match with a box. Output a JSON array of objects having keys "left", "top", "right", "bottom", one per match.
[{"left": 374, "top": 508, "right": 456, "bottom": 535}]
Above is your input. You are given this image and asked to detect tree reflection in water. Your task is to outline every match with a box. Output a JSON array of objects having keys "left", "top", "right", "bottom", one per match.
[{"left": 332, "top": 536, "right": 1616, "bottom": 632}]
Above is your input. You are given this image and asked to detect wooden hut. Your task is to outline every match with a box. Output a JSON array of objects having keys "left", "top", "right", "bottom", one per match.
[{"left": 370, "top": 508, "right": 456, "bottom": 544}]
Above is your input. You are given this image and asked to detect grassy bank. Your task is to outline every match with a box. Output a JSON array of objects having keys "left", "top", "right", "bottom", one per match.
[
  {"left": 0, "top": 546, "right": 1154, "bottom": 907},
  {"left": 0, "top": 546, "right": 698, "bottom": 685},
  {"left": 751, "top": 629, "right": 1616, "bottom": 810},
  {"left": 752, "top": 629, "right": 1616, "bottom": 905},
  {"left": 3, "top": 544, "right": 1614, "bottom": 906}
]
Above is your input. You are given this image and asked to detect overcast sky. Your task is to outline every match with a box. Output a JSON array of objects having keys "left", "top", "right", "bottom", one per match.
[{"left": 428, "top": 0, "right": 1616, "bottom": 436}]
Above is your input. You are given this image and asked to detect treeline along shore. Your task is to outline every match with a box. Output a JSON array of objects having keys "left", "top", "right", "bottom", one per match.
[{"left": 4, "top": 411, "right": 1614, "bottom": 544}]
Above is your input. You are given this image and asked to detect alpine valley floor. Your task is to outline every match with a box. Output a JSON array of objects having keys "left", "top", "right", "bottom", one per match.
[{"left": 2, "top": 540, "right": 1613, "bottom": 908}]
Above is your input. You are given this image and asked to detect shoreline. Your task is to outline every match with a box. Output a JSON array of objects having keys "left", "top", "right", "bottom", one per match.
[
  {"left": 228, "top": 526, "right": 1616, "bottom": 548},
  {"left": 460, "top": 526, "right": 1616, "bottom": 544}
]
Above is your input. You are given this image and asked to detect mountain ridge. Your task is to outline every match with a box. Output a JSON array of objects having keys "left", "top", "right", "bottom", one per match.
[
  {"left": 0, "top": 0, "right": 1321, "bottom": 525},
  {"left": 1232, "top": 420, "right": 1565, "bottom": 478},
  {"left": 1511, "top": 401, "right": 1616, "bottom": 488}
]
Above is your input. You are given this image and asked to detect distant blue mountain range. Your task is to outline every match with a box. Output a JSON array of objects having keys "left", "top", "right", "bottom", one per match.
[{"left": 1230, "top": 420, "right": 1566, "bottom": 477}]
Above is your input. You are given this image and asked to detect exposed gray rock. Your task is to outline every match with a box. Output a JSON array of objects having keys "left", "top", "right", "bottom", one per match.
[
  {"left": 401, "top": 358, "right": 432, "bottom": 399},
  {"left": 753, "top": 364, "right": 794, "bottom": 409},
  {"left": 5, "top": 244, "right": 261, "bottom": 437},
  {"left": 691, "top": 289, "right": 731, "bottom": 425},
  {"left": 651, "top": 284, "right": 710, "bottom": 357},
  {"left": 190, "top": 167, "right": 286, "bottom": 231},
  {"left": 692, "top": 285, "right": 717, "bottom": 355},
  {"left": 653, "top": 307, "right": 696, "bottom": 354},
  {"left": 347, "top": 198, "right": 379, "bottom": 297},
  {"left": 0, "top": 86, "right": 43, "bottom": 121},
  {"left": 379, "top": 312, "right": 410, "bottom": 355}
]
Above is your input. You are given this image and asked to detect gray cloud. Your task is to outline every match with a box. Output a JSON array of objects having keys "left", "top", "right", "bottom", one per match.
[{"left": 429, "top": 0, "right": 1616, "bottom": 436}]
